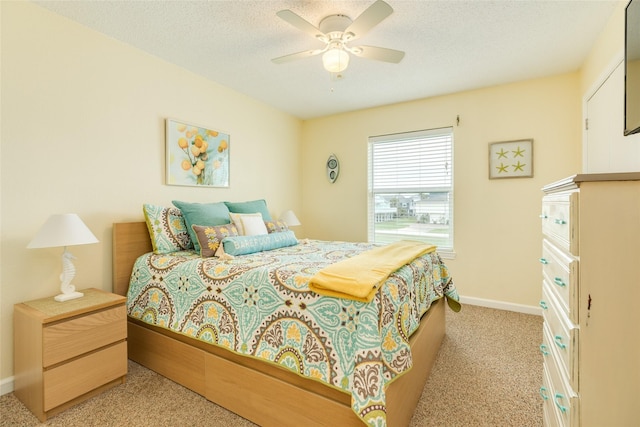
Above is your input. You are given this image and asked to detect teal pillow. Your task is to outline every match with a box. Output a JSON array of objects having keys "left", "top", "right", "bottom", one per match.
[
  {"left": 222, "top": 230, "right": 298, "bottom": 256},
  {"left": 172, "top": 200, "right": 231, "bottom": 252},
  {"left": 224, "top": 199, "right": 272, "bottom": 221}
]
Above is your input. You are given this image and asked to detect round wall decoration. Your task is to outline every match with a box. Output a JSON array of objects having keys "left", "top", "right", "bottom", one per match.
[{"left": 326, "top": 154, "right": 340, "bottom": 183}]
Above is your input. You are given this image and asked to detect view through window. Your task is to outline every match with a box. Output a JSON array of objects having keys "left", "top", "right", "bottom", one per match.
[{"left": 368, "top": 127, "right": 454, "bottom": 253}]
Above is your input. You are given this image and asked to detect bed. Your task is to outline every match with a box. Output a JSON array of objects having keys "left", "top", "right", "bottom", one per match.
[{"left": 112, "top": 220, "right": 459, "bottom": 427}]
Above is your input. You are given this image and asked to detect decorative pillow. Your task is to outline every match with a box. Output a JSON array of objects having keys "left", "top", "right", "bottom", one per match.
[
  {"left": 264, "top": 219, "right": 289, "bottom": 234},
  {"left": 222, "top": 230, "right": 298, "bottom": 256},
  {"left": 241, "top": 214, "right": 269, "bottom": 236},
  {"left": 191, "top": 224, "right": 238, "bottom": 257},
  {"left": 143, "top": 204, "right": 193, "bottom": 254},
  {"left": 224, "top": 199, "right": 272, "bottom": 221},
  {"left": 229, "top": 212, "right": 263, "bottom": 235},
  {"left": 172, "top": 200, "right": 231, "bottom": 252}
]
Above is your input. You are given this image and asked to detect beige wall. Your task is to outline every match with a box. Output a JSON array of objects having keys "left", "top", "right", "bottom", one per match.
[
  {"left": 301, "top": 74, "right": 582, "bottom": 309},
  {"left": 1, "top": 0, "right": 629, "bottom": 387},
  {"left": 0, "top": 2, "right": 301, "bottom": 381},
  {"left": 580, "top": 1, "right": 626, "bottom": 96}
]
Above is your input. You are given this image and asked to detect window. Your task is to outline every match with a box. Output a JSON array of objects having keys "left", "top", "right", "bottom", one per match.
[{"left": 368, "top": 127, "right": 454, "bottom": 254}]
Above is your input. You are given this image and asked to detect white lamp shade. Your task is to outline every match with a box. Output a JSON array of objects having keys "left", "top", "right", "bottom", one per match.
[
  {"left": 280, "top": 210, "right": 301, "bottom": 227},
  {"left": 322, "top": 48, "right": 349, "bottom": 73},
  {"left": 27, "top": 214, "right": 99, "bottom": 249}
]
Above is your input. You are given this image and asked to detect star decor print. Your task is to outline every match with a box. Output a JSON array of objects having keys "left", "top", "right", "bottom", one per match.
[
  {"left": 497, "top": 163, "right": 509, "bottom": 173},
  {"left": 494, "top": 147, "right": 527, "bottom": 174},
  {"left": 489, "top": 140, "right": 533, "bottom": 179},
  {"left": 512, "top": 147, "right": 525, "bottom": 158},
  {"left": 513, "top": 161, "right": 526, "bottom": 172}
]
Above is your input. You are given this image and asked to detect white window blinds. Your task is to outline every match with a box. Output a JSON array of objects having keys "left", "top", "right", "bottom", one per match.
[{"left": 368, "top": 127, "right": 454, "bottom": 252}]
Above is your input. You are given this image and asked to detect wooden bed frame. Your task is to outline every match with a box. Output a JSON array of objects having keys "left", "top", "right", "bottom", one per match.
[{"left": 112, "top": 222, "right": 446, "bottom": 426}]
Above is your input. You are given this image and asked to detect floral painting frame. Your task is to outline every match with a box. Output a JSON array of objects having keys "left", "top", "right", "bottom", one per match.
[
  {"left": 488, "top": 139, "right": 533, "bottom": 179},
  {"left": 166, "top": 118, "right": 230, "bottom": 187}
]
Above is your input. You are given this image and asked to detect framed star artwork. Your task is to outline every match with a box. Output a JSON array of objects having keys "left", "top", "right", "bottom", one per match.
[{"left": 488, "top": 139, "right": 533, "bottom": 179}]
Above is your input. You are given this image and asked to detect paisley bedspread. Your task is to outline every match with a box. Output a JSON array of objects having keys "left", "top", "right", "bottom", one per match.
[{"left": 126, "top": 239, "right": 459, "bottom": 426}]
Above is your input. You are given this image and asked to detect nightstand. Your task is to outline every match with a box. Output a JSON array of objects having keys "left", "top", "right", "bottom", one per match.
[{"left": 13, "top": 288, "right": 127, "bottom": 421}]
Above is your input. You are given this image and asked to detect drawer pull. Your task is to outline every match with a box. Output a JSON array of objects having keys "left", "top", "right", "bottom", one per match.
[
  {"left": 554, "top": 393, "right": 568, "bottom": 413},
  {"left": 539, "top": 214, "right": 548, "bottom": 219},
  {"left": 539, "top": 258, "right": 549, "bottom": 264},
  {"left": 553, "top": 277, "right": 566, "bottom": 287},
  {"left": 539, "top": 300, "right": 548, "bottom": 310},
  {"left": 554, "top": 335, "right": 567, "bottom": 350},
  {"left": 554, "top": 218, "right": 566, "bottom": 225},
  {"left": 539, "top": 386, "right": 549, "bottom": 401},
  {"left": 539, "top": 344, "right": 549, "bottom": 356}
]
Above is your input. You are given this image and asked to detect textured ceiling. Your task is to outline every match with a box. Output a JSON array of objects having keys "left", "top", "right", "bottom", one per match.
[{"left": 34, "top": 0, "right": 621, "bottom": 120}]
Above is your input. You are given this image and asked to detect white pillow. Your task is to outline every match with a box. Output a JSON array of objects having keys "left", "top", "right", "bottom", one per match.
[
  {"left": 241, "top": 214, "right": 268, "bottom": 236},
  {"left": 230, "top": 212, "right": 263, "bottom": 235}
]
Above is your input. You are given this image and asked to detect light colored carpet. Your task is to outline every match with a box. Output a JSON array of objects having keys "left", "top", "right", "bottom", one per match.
[{"left": 1, "top": 304, "right": 543, "bottom": 426}]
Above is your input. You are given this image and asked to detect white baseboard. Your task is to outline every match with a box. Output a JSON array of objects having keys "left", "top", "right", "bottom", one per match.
[
  {"left": 460, "top": 296, "right": 541, "bottom": 316},
  {"left": 1, "top": 376, "right": 14, "bottom": 396}
]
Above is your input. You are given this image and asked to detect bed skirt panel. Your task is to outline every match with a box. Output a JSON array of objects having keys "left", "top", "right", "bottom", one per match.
[{"left": 126, "top": 298, "right": 446, "bottom": 427}]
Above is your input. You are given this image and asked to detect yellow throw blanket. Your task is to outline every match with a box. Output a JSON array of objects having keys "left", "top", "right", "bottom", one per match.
[{"left": 308, "top": 240, "right": 437, "bottom": 303}]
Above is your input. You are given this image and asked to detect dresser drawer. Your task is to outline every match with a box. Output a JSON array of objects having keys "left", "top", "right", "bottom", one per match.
[
  {"left": 540, "top": 320, "right": 554, "bottom": 362},
  {"left": 541, "top": 192, "right": 579, "bottom": 256},
  {"left": 541, "top": 360, "right": 561, "bottom": 427},
  {"left": 544, "top": 336, "right": 579, "bottom": 427},
  {"left": 43, "top": 341, "right": 127, "bottom": 411},
  {"left": 43, "top": 305, "right": 127, "bottom": 367},
  {"left": 541, "top": 239, "right": 579, "bottom": 324},
  {"left": 541, "top": 283, "right": 579, "bottom": 391}
]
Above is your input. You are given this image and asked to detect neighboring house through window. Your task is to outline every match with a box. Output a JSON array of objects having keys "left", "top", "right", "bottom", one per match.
[{"left": 368, "top": 127, "right": 454, "bottom": 256}]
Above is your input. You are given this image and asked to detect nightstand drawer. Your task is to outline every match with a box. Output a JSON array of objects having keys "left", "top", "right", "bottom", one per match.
[
  {"left": 43, "top": 305, "right": 126, "bottom": 367},
  {"left": 43, "top": 341, "right": 127, "bottom": 411},
  {"left": 542, "top": 192, "right": 579, "bottom": 256},
  {"left": 14, "top": 289, "right": 127, "bottom": 422}
]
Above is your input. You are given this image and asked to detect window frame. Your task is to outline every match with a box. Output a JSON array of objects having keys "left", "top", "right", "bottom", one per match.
[{"left": 367, "top": 127, "right": 455, "bottom": 258}]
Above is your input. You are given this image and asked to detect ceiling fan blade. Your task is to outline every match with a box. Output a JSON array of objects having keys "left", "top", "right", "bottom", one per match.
[
  {"left": 271, "top": 49, "right": 324, "bottom": 64},
  {"left": 352, "top": 45, "right": 405, "bottom": 63},
  {"left": 276, "top": 10, "right": 325, "bottom": 40},
  {"left": 344, "top": 0, "right": 393, "bottom": 41}
]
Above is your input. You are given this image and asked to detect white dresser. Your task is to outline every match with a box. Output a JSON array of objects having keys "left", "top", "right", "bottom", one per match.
[{"left": 540, "top": 173, "right": 640, "bottom": 427}]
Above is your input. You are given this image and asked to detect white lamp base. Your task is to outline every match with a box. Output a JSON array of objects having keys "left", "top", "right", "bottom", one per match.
[{"left": 54, "top": 291, "right": 84, "bottom": 302}]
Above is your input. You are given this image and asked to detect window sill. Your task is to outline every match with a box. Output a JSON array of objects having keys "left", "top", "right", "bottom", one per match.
[{"left": 436, "top": 250, "right": 456, "bottom": 260}]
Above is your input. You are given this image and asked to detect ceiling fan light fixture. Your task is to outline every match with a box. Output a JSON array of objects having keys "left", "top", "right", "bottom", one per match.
[
  {"left": 322, "top": 48, "right": 349, "bottom": 73},
  {"left": 273, "top": 2, "right": 404, "bottom": 73}
]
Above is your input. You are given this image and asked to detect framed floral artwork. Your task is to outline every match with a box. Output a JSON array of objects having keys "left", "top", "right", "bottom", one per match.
[
  {"left": 488, "top": 139, "right": 533, "bottom": 179},
  {"left": 166, "top": 119, "right": 230, "bottom": 187}
]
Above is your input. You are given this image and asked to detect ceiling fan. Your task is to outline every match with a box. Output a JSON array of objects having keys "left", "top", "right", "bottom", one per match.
[{"left": 271, "top": 0, "right": 405, "bottom": 74}]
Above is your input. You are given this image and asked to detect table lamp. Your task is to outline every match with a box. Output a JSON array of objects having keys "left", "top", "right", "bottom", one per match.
[
  {"left": 27, "top": 214, "right": 99, "bottom": 302},
  {"left": 280, "top": 210, "right": 301, "bottom": 227}
]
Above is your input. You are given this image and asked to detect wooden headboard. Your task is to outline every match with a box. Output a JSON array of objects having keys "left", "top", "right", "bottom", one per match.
[{"left": 112, "top": 222, "right": 152, "bottom": 296}]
